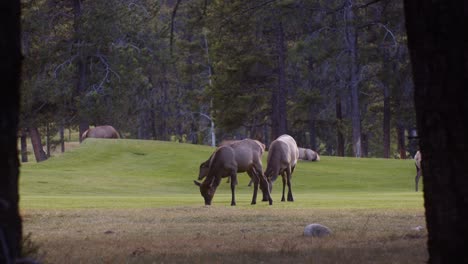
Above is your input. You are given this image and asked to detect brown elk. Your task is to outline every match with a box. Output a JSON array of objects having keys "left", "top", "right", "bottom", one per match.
[
  {"left": 81, "top": 125, "right": 120, "bottom": 141},
  {"left": 198, "top": 139, "right": 261, "bottom": 186},
  {"left": 194, "top": 139, "right": 272, "bottom": 206},
  {"left": 264, "top": 134, "right": 299, "bottom": 202}
]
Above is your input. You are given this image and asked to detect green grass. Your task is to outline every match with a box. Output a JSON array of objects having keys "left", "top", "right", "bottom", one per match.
[{"left": 20, "top": 139, "right": 423, "bottom": 209}]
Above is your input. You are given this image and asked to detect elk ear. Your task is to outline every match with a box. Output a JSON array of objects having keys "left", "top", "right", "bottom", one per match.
[{"left": 194, "top": 180, "right": 201, "bottom": 186}]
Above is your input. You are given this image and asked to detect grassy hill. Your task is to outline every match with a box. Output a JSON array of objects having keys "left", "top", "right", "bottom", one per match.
[{"left": 19, "top": 139, "right": 423, "bottom": 209}]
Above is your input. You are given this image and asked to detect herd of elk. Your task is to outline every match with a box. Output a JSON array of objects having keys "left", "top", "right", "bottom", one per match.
[
  {"left": 195, "top": 134, "right": 313, "bottom": 206},
  {"left": 195, "top": 134, "right": 423, "bottom": 205}
]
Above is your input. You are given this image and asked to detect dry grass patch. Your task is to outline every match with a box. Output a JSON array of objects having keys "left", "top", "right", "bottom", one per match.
[{"left": 23, "top": 207, "right": 427, "bottom": 263}]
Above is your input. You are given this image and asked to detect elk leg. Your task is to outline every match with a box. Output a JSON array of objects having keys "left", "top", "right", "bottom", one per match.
[
  {"left": 230, "top": 170, "right": 238, "bottom": 206},
  {"left": 247, "top": 171, "right": 258, "bottom": 205},
  {"left": 252, "top": 179, "right": 259, "bottom": 205},
  {"left": 253, "top": 166, "right": 271, "bottom": 204},
  {"left": 286, "top": 168, "right": 294, "bottom": 202},
  {"left": 281, "top": 171, "right": 287, "bottom": 202}
]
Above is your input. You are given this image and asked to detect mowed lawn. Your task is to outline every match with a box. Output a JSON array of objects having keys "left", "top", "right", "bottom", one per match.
[
  {"left": 19, "top": 139, "right": 427, "bottom": 263},
  {"left": 20, "top": 138, "right": 422, "bottom": 209}
]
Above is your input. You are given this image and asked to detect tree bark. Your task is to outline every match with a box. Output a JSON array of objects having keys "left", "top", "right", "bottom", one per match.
[
  {"left": 60, "top": 124, "right": 65, "bottom": 153},
  {"left": 396, "top": 122, "right": 406, "bottom": 159},
  {"left": 46, "top": 122, "right": 51, "bottom": 157},
  {"left": 345, "top": 0, "right": 362, "bottom": 157},
  {"left": 74, "top": 0, "right": 89, "bottom": 142},
  {"left": 29, "top": 127, "right": 47, "bottom": 162},
  {"left": 20, "top": 129, "right": 28, "bottom": 162},
  {"left": 336, "top": 95, "right": 345, "bottom": 157},
  {"left": 0, "top": 0, "right": 23, "bottom": 262},
  {"left": 271, "top": 14, "right": 288, "bottom": 140},
  {"left": 383, "top": 84, "right": 391, "bottom": 158},
  {"left": 404, "top": 1, "right": 468, "bottom": 263},
  {"left": 308, "top": 117, "right": 316, "bottom": 151}
]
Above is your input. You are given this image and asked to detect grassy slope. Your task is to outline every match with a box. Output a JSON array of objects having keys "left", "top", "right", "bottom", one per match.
[{"left": 20, "top": 139, "right": 423, "bottom": 209}]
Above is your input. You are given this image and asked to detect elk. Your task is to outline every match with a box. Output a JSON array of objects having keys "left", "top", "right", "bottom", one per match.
[
  {"left": 194, "top": 139, "right": 272, "bottom": 206},
  {"left": 298, "top": 147, "right": 320, "bottom": 161},
  {"left": 81, "top": 125, "right": 120, "bottom": 141},
  {"left": 264, "top": 134, "right": 299, "bottom": 202},
  {"left": 198, "top": 140, "right": 260, "bottom": 186}
]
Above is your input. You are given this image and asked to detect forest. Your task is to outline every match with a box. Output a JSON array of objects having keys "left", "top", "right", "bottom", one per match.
[{"left": 20, "top": 0, "right": 415, "bottom": 161}]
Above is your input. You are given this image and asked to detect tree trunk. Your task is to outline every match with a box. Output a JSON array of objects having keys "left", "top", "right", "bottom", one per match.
[
  {"left": 0, "top": 1, "right": 23, "bottom": 262},
  {"left": 383, "top": 84, "right": 391, "bottom": 158},
  {"left": 20, "top": 129, "right": 28, "bottom": 162},
  {"left": 336, "top": 95, "right": 345, "bottom": 157},
  {"left": 60, "top": 124, "right": 65, "bottom": 153},
  {"left": 308, "top": 118, "right": 316, "bottom": 151},
  {"left": 276, "top": 19, "right": 287, "bottom": 137},
  {"left": 203, "top": 32, "right": 216, "bottom": 147},
  {"left": 396, "top": 122, "right": 406, "bottom": 159},
  {"left": 361, "top": 132, "right": 368, "bottom": 157},
  {"left": 271, "top": 13, "right": 288, "bottom": 140},
  {"left": 405, "top": 1, "right": 468, "bottom": 263},
  {"left": 29, "top": 127, "right": 47, "bottom": 162},
  {"left": 345, "top": 0, "right": 362, "bottom": 157},
  {"left": 74, "top": 0, "right": 89, "bottom": 142},
  {"left": 46, "top": 122, "right": 51, "bottom": 157}
]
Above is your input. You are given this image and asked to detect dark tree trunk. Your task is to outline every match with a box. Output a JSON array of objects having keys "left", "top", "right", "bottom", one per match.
[
  {"left": 308, "top": 117, "right": 316, "bottom": 151},
  {"left": 405, "top": 1, "right": 468, "bottom": 263},
  {"left": 383, "top": 84, "right": 391, "bottom": 158},
  {"left": 396, "top": 122, "right": 406, "bottom": 159},
  {"left": 20, "top": 129, "right": 28, "bottom": 162},
  {"left": 60, "top": 124, "right": 65, "bottom": 153},
  {"left": 271, "top": 13, "right": 288, "bottom": 140},
  {"left": 361, "top": 132, "right": 368, "bottom": 157},
  {"left": 345, "top": 0, "right": 362, "bottom": 157},
  {"left": 46, "top": 122, "right": 50, "bottom": 157},
  {"left": 29, "top": 127, "right": 47, "bottom": 162},
  {"left": 0, "top": 0, "right": 23, "bottom": 262},
  {"left": 336, "top": 95, "right": 345, "bottom": 157},
  {"left": 74, "top": 0, "right": 89, "bottom": 142}
]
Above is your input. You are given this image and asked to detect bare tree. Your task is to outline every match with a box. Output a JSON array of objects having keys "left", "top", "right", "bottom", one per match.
[
  {"left": 0, "top": 0, "right": 23, "bottom": 263},
  {"left": 405, "top": 1, "right": 468, "bottom": 263}
]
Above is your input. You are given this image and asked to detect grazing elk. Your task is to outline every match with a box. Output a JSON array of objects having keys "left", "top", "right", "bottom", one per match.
[
  {"left": 199, "top": 140, "right": 258, "bottom": 186},
  {"left": 264, "top": 134, "right": 299, "bottom": 202},
  {"left": 194, "top": 139, "right": 272, "bottom": 206},
  {"left": 81, "top": 125, "right": 120, "bottom": 141},
  {"left": 414, "top": 150, "right": 422, "bottom": 192},
  {"left": 298, "top": 147, "right": 320, "bottom": 161}
]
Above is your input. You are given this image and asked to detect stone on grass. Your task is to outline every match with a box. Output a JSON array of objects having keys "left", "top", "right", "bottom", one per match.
[{"left": 303, "top": 223, "right": 332, "bottom": 237}]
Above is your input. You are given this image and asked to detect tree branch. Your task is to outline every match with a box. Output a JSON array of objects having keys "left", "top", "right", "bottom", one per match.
[{"left": 170, "top": 0, "right": 182, "bottom": 57}]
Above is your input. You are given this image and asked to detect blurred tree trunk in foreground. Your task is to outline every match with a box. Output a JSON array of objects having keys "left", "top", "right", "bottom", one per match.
[
  {"left": 0, "top": 0, "right": 23, "bottom": 262},
  {"left": 405, "top": 1, "right": 468, "bottom": 263}
]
